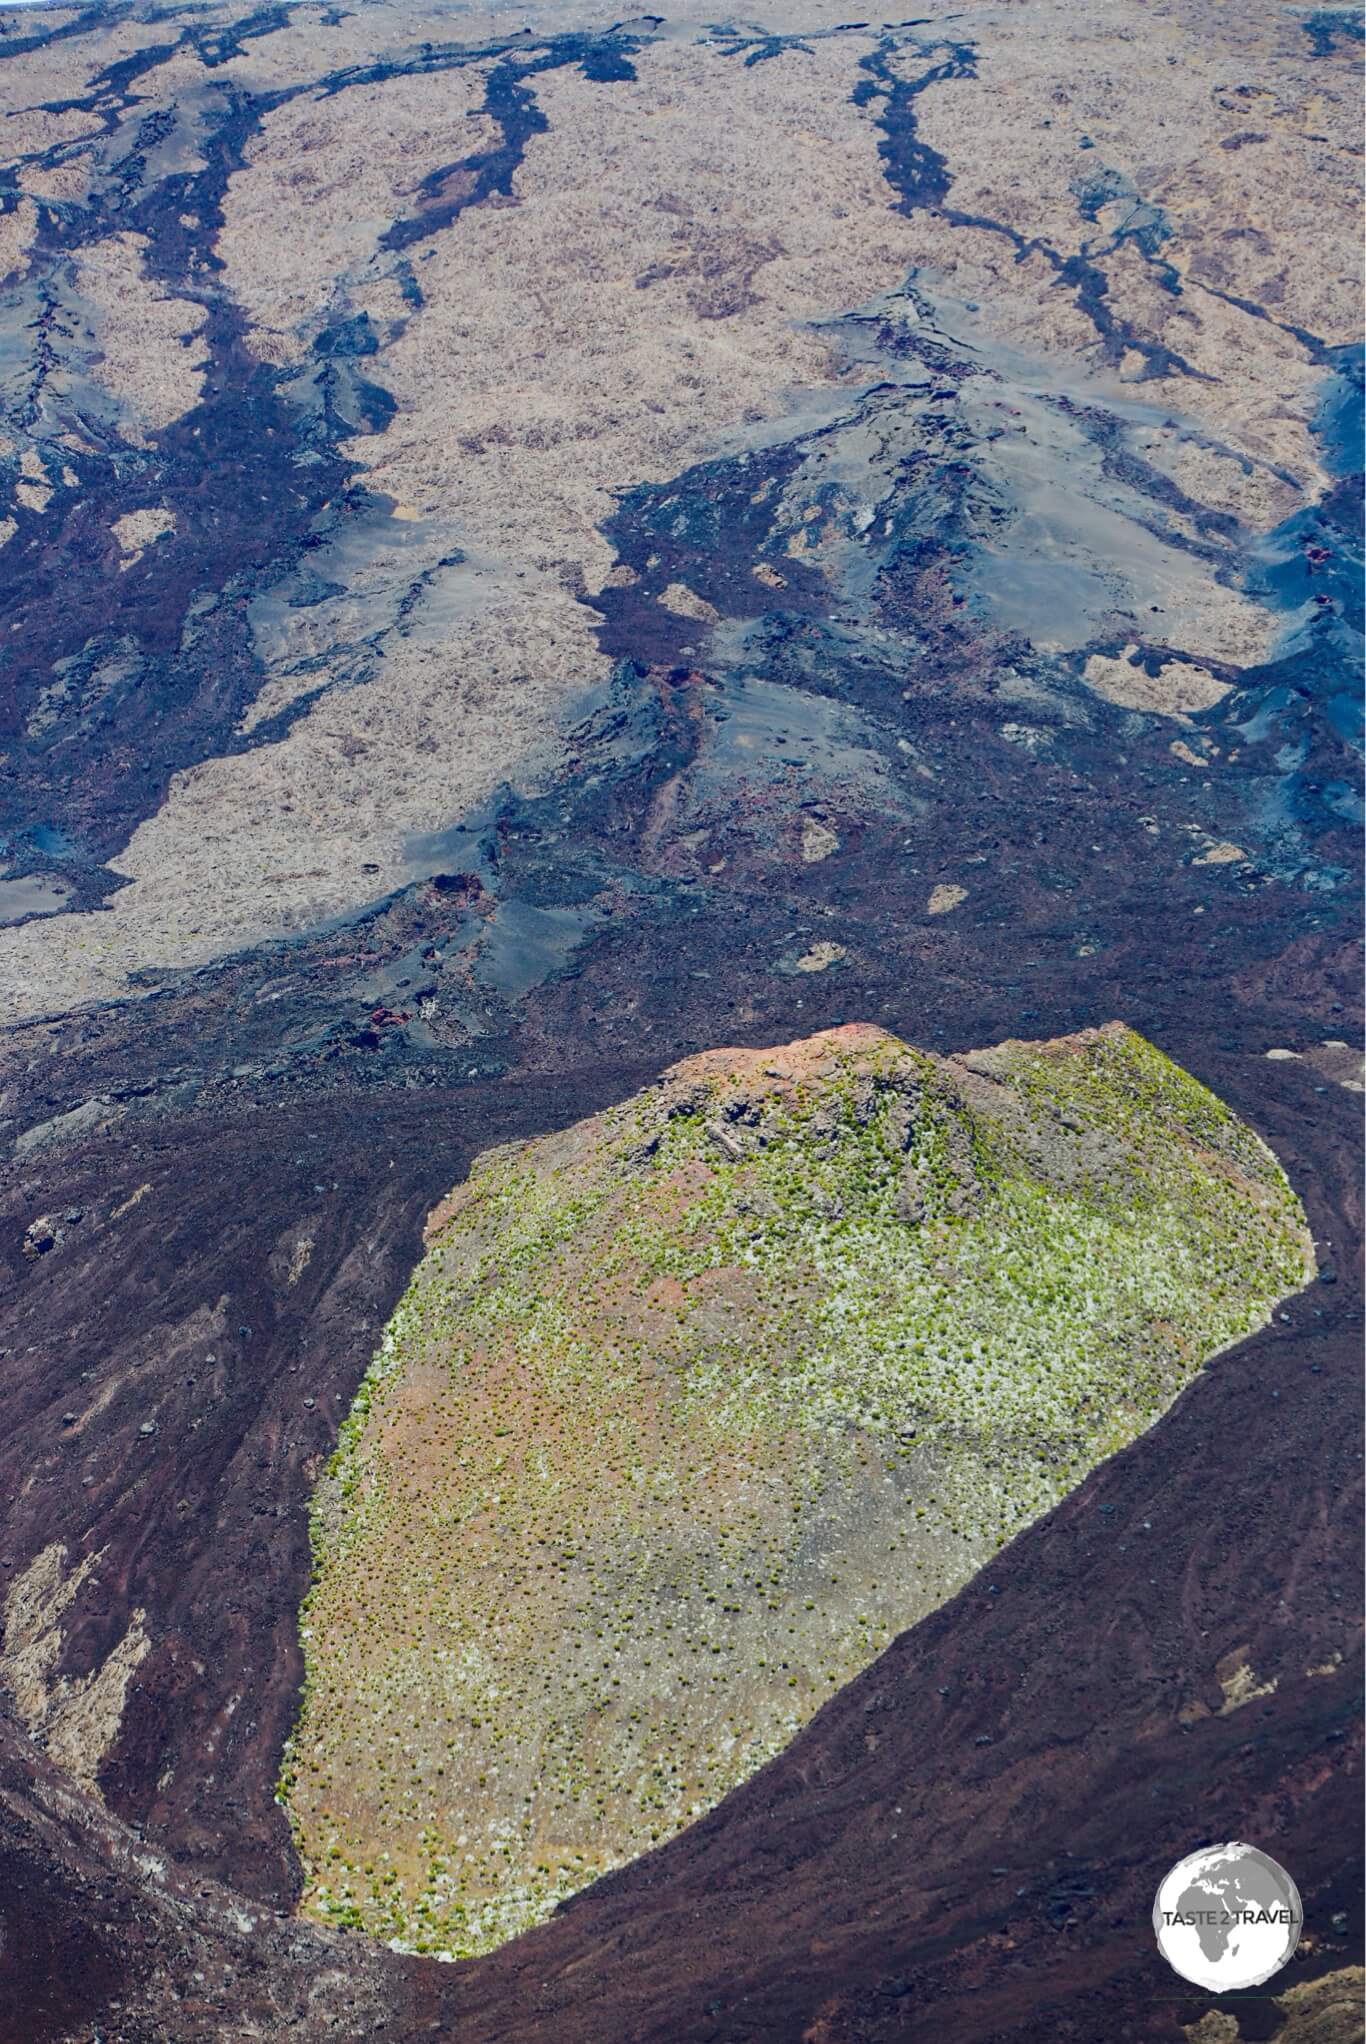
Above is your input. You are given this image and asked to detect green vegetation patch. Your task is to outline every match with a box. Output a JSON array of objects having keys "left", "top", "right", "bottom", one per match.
[{"left": 283, "top": 1023, "right": 1311, "bottom": 1956}]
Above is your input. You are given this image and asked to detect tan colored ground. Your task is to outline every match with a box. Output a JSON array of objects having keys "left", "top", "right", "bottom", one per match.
[
  {"left": 215, "top": 70, "right": 496, "bottom": 365},
  {"left": 1085, "top": 646, "right": 1233, "bottom": 715},
  {"left": 72, "top": 235, "right": 208, "bottom": 438},
  {"left": 1185, "top": 1969, "right": 1366, "bottom": 2044},
  {"left": 0, "top": 0, "right": 1357, "bottom": 1017},
  {"left": 112, "top": 505, "right": 178, "bottom": 565},
  {"left": 906, "top": 5, "right": 1358, "bottom": 490},
  {"left": 1, "top": 22, "right": 921, "bottom": 1014},
  {"left": 0, "top": 1543, "right": 151, "bottom": 1794}
]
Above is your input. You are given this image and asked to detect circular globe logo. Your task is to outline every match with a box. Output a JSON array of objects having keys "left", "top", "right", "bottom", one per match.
[{"left": 1153, "top": 1842, "right": 1303, "bottom": 1991}]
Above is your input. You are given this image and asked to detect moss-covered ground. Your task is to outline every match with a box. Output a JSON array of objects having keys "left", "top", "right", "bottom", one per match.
[{"left": 282, "top": 1023, "right": 1312, "bottom": 1956}]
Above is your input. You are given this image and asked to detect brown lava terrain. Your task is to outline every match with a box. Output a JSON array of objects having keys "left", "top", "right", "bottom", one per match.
[{"left": 0, "top": 0, "right": 1360, "bottom": 2039}]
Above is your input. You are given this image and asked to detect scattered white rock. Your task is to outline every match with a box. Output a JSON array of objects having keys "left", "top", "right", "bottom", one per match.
[
  {"left": 800, "top": 819, "right": 840, "bottom": 864},
  {"left": 1193, "top": 841, "right": 1246, "bottom": 866},
  {"left": 659, "top": 583, "right": 719, "bottom": 623},
  {"left": 112, "top": 505, "right": 177, "bottom": 568},
  {"left": 793, "top": 941, "right": 846, "bottom": 973},
  {"left": 1083, "top": 645, "right": 1231, "bottom": 715}
]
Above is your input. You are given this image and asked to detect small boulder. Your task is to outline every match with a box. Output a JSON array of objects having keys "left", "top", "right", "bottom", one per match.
[{"left": 22, "top": 1216, "right": 58, "bottom": 1258}]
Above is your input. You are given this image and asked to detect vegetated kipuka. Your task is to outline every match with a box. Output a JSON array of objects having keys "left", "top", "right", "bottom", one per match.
[{"left": 282, "top": 1022, "right": 1312, "bottom": 1957}]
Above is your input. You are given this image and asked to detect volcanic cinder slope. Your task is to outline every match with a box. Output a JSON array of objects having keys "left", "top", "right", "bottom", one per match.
[{"left": 288, "top": 1023, "right": 1312, "bottom": 1955}]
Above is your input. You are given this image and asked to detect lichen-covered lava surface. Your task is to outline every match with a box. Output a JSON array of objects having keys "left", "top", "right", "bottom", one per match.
[
  {"left": 291, "top": 1023, "right": 1311, "bottom": 1955},
  {"left": 0, "top": 0, "right": 1359, "bottom": 2039}
]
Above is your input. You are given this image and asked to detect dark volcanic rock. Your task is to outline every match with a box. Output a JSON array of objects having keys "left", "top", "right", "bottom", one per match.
[
  {"left": 0, "top": 1048, "right": 1358, "bottom": 2044},
  {"left": 0, "top": 0, "right": 1360, "bottom": 2038}
]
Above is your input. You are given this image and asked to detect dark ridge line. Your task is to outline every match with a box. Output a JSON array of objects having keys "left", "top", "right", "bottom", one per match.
[
  {"left": 378, "top": 56, "right": 553, "bottom": 256},
  {"left": 0, "top": 0, "right": 135, "bottom": 65},
  {"left": 852, "top": 32, "right": 1209, "bottom": 382},
  {"left": 1185, "top": 272, "right": 1339, "bottom": 371},
  {"left": 1302, "top": 8, "right": 1364, "bottom": 57},
  {"left": 846, "top": 281, "right": 1273, "bottom": 545},
  {"left": 701, "top": 13, "right": 943, "bottom": 65},
  {"left": 364, "top": 31, "right": 645, "bottom": 255},
  {"left": 235, "top": 532, "right": 473, "bottom": 755},
  {"left": 0, "top": 12, "right": 658, "bottom": 881},
  {"left": 1085, "top": 431, "right": 1242, "bottom": 547},
  {"left": 1049, "top": 371, "right": 1305, "bottom": 494},
  {"left": 2, "top": 5, "right": 1351, "bottom": 922},
  {"left": 946, "top": 214, "right": 1208, "bottom": 386}
]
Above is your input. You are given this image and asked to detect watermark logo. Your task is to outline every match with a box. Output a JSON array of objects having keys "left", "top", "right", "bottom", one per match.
[{"left": 1153, "top": 1842, "right": 1302, "bottom": 1992}]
